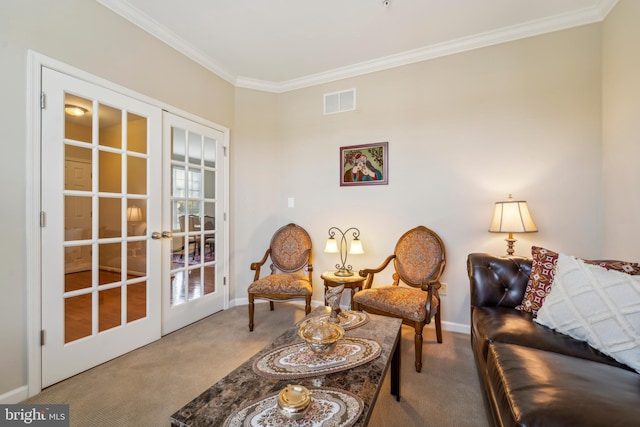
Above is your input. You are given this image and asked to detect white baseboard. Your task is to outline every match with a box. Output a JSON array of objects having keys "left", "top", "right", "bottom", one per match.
[
  {"left": 438, "top": 320, "right": 470, "bottom": 335},
  {"left": 0, "top": 385, "right": 28, "bottom": 404},
  {"left": 230, "top": 298, "right": 470, "bottom": 335}
]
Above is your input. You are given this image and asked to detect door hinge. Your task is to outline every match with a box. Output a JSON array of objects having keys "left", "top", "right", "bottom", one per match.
[
  {"left": 40, "top": 211, "right": 46, "bottom": 227},
  {"left": 40, "top": 92, "right": 46, "bottom": 109},
  {"left": 223, "top": 277, "right": 227, "bottom": 286},
  {"left": 40, "top": 330, "right": 45, "bottom": 346},
  {"left": 223, "top": 146, "right": 227, "bottom": 157},
  {"left": 223, "top": 212, "right": 227, "bottom": 221}
]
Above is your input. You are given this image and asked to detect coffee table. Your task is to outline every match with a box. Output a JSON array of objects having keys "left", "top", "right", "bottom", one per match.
[{"left": 170, "top": 306, "right": 402, "bottom": 426}]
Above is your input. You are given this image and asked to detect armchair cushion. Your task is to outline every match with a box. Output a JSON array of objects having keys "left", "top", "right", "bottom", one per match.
[
  {"left": 248, "top": 273, "right": 312, "bottom": 295},
  {"left": 354, "top": 286, "right": 438, "bottom": 322}
]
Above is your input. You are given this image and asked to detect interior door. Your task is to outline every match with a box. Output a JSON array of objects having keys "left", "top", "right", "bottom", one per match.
[
  {"left": 162, "top": 112, "right": 226, "bottom": 334},
  {"left": 41, "top": 67, "right": 162, "bottom": 387}
]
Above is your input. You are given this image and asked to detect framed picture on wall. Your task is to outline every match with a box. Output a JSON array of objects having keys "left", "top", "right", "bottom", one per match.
[{"left": 340, "top": 142, "right": 388, "bottom": 186}]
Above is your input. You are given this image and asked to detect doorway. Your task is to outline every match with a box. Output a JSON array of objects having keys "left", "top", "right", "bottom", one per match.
[{"left": 33, "top": 59, "right": 229, "bottom": 391}]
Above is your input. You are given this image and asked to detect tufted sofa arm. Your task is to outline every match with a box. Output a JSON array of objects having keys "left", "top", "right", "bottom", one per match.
[{"left": 467, "top": 253, "right": 532, "bottom": 309}]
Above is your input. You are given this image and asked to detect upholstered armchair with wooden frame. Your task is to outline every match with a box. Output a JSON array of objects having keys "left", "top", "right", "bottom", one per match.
[
  {"left": 248, "top": 223, "right": 313, "bottom": 331},
  {"left": 353, "top": 226, "right": 446, "bottom": 372}
]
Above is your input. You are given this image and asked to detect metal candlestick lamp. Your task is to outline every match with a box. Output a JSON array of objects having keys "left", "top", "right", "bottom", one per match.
[{"left": 324, "top": 226, "right": 364, "bottom": 276}]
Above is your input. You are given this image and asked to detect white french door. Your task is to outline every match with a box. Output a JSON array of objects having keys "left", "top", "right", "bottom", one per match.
[
  {"left": 38, "top": 64, "right": 229, "bottom": 389},
  {"left": 161, "top": 112, "right": 226, "bottom": 334},
  {"left": 41, "top": 68, "right": 162, "bottom": 387}
]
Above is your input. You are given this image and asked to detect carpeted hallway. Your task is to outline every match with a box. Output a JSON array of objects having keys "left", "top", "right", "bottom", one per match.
[{"left": 25, "top": 303, "right": 489, "bottom": 427}]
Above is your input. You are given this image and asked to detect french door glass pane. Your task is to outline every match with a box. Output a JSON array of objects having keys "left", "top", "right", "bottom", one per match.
[
  {"left": 64, "top": 148, "right": 92, "bottom": 190},
  {"left": 98, "top": 242, "right": 121, "bottom": 285},
  {"left": 188, "top": 268, "right": 202, "bottom": 302},
  {"left": 127, "top": 199, "right": 147, "bottom": 237},
  {"left": 65, "top": 294, "right": 92, "bottom": 342},
  {"left": 128, "top": 155, "right": 146, "bottom": 194},
  {"left": 64, "top": 94, "right": 92, "bottom": 143},
  {"left": 188, "top": 132, "right": 202, "bottom": 166},
  {"left": 99, "top": 150, "right": 122, "bottom": 193},
  {"left": 98, "top": 198, "right": 122, "bottom": 238},
  {"left": 204, "top": 137, "right": 216, "bottom": 168},
  {"left": 64, "top": 251, "right": 92, "bottom": 291},
  {"left": 99, "top": 287, "right": 121, "bottom": 332},
  {"left": 204, "top": 170, "right": 215, "bottom": 199},
  {"left": 98, "top": 103, "right": 122, "bottom": 149},
  {"left": 127, "top": 113, "right": 147, "bottom": 154},
  {"left": 127, "top": 282, "right": 147, "bottom": 322},
  {"left": 204, "top": 264, "right": 215, "bottom": 296},
  {"left": 172, "top": 128, "right": 186, "bottom": 162}
]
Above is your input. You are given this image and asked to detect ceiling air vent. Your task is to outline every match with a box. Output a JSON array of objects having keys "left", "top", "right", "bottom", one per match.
[{"left": 324, "top": 89, "right": 356, "bottom": 115}]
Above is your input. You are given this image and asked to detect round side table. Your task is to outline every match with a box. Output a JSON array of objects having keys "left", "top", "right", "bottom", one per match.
[{"left": 320, "top": 271, "right": 366, "bottom": 310}]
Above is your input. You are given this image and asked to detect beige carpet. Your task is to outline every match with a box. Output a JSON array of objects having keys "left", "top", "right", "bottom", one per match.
[{"left": 25, "top": 303, "right": 489, "bottom": 427}]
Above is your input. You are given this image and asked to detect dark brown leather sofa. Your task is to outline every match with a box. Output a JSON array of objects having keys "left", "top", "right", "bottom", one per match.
[{"left": 467, "top": 253, "right": 640, "bottom": 427}]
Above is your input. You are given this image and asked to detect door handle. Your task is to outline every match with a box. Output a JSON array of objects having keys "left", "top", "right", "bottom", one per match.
[{"left": 151, "top": 231, "right": 173, "bottom": 239}]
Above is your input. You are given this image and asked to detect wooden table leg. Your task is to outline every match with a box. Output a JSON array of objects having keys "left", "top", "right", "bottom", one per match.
[{"left": 391, "top": 329, "right": 401, "bottom": 401}]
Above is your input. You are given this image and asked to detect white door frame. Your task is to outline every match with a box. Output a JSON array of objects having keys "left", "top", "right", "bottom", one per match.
[{"left": 26, "top": 50, "right": 230, "bottom": 397}]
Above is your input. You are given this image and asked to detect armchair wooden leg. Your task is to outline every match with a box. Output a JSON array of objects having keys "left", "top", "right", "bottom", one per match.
[
  {"left": 414, "top": 322, "right": 424, "bottom": 373},
  {"left": 435, "top": 309, "right": 443, "bottom": 343},
  {"left": 269, "top": 301, "right": 275, "bottom": 311},
  {"left": 305, "top": 296, "right": 311, "bottom": 315},
  {"left": 248, "top": 294, "right": 255, "bottom": 331}
]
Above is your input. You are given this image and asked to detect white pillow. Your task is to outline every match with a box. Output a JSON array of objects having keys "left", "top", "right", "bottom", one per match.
[{"left": 534, "top": 253, "right": 640, "bottom": 373}]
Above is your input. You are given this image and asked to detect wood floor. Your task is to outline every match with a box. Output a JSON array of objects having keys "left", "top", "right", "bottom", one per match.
[{"left": 64, "top": 267, "right": 215, "bottom": 343}]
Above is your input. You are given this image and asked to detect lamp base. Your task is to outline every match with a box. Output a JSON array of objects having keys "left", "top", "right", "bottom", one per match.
[
  {"left": 333, "top": 269, "right": 354, "bottom": 277},
  {"left": 505, "top": 234, "right": 516, "bottom": 256}
]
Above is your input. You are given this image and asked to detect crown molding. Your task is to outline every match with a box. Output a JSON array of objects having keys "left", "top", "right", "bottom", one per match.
[
  {"left": 239, "top": 0, "right": 619, "bottom": 93},
  {"left": 96, "top": 0, "right": 238, "bottom": 86},
  {"left": 99, "top": 0, "right": 618, "bottom": 94},
  {"left": 598, "top": 0, "right": 621, "bottom": 16}
]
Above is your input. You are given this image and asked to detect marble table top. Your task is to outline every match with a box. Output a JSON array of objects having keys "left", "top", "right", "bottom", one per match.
[{"left": 170, "top": 307, "right": 402, "bottom": 427}]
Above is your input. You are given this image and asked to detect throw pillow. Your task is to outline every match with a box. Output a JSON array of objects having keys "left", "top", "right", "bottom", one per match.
[
  {"left": 516, "top": 246, "right": 640, "bottom": 314},
  {"left": 534, "top": 253, "right": 640, "bottom": 373},
  {"left": 515, "top": 246, "right": 558, "bottom": 313}
]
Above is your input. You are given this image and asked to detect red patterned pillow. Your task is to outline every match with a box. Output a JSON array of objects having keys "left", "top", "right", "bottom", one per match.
[
  {"left": 516, "top": 246, "right": 640, "bottom": 314},
  {"left": 516, "top": 247, "right": 558, "bottom": 313},
  {"left": 588, "top": 260, "right": 640, "bottom": 275}
]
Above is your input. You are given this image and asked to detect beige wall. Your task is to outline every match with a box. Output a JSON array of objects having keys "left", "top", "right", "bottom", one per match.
[
  {"left": 0, "top": 0, "right": 234, "bottom": 399},
  {"left": 602, "top": 0, "right": 640, "bottom": 259},
  {"left": 231, "top": 88, "right": 280, "bottom": 301},
  {"left": 233, "top": 23, "right": 604, "bottom": 332}
]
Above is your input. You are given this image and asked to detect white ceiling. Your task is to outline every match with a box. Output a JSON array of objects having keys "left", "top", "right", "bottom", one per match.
[{"left": 97, "top": 0, "right": 617, "bottom": 92}]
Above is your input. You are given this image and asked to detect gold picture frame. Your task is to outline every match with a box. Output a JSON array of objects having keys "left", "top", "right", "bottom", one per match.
[{"left": 340, "top": 142, "right": 388, "bottom": 186}]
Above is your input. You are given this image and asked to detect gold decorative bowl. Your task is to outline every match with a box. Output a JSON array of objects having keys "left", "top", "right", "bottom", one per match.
[
  {"left": 298, "top": 318, "right": 344, "bottom": 355},
  {"left": 277, "top": 384, "right": 311, "bottom": 419}
]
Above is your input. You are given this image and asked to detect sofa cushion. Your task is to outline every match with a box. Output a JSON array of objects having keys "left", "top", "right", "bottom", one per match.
[
  {"left": 486, "top": 342, "right": 640, "bottom": 427},
  {"left": 516, "top": 246, "right": 640, "bottom": 314},
  {"left": 535, "top": 254, "right": 640, "bottom": 373},
  {"left": 472, "top": 306, "right": 631, "bottom": 370}
]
